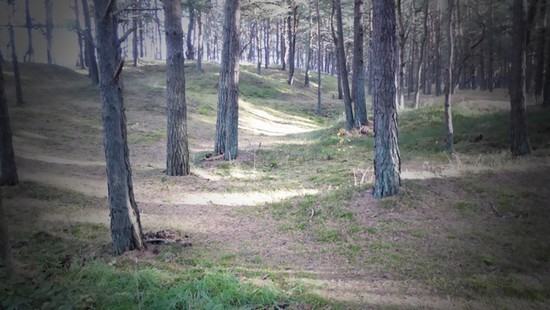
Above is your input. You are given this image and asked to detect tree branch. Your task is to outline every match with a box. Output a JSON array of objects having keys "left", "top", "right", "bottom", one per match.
[{"left": 118, "top": 27, "right": 136, "bottom": 46}]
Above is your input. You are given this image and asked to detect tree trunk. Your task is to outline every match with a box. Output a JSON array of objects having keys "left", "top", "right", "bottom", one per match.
[
  {"left": 196, "top": 10, "right": 203, "bottom": 73},
  {"left": 164, "top": 0, "right": 190, "bottom": 176},
  {"left": 287, "top": 7, "right": 299, "bottom": 85},
  {"left": 372, "top": 0, "right": 400, "bottom": 199},
  {"left": 316, "top": 0, "right": 322, "bottom": 114},
  {"left": 186, "top": 7, "right": 196, "bottom": 60},
  {"left": 510, "top": 0, "right": 531, "bottom": 156},
  {"left": 82, "top": 0, "right": 99, "bottom": 84},
  {"left": 23, "top": 0, "right": 34, "bottom": 62},
  {"left": 534, "top": 0, "right": 546, "bottom": 100},
  {"left": 281, "top": 18, "right": 286, "bottom": 70},
  {"left": 214, "top": 0, "right": 240, "bottom": 160},
  {"left": 93, "top": 0, "right": 145, "bottom": 255},
  {"left": 544, "top": 1, "right": 550, "bottom": 107},
  {"left": 444, "top": 0, "right": 454, "bottom": 154},
  {"left": 8, "top": 25, "right": 24, "bottom": 105},
  {"left": 45, "top": 0, "right": 54, "bottom": 64},
  {"left": 487, "top": 0, "right": 494, "bottom": 92},
  {"left": 132, "top": 12, "right": 139, "bottom": 67},
  {"left": 304, "top": 0, "right": 312, "bottom": 87},
  {"left": 352, "top": 0, "right": 367, "bottom": 127},
  {"left": 0, "top": 187, "right": 14, "bottom": 278},
  {"left": 73, "top": 0, "right": 85, "bottom": 69},
  {"left": 434, "top": 4, "right": 442, "bottom": 96},
  {"left": 264, "top": 19, "right": 270, "bottom": 69},
  {"left": 154, "top": 0, "right": 163, "bottom": 60},
  {"left": 333, "top": 0, "right": 354, "bottom": 130},
  {"left": 0, "top": 63, "right": 18, "bottom": 186},
  {"left": 414, "top": 0, "right": 429, "bottom": 109},
  {"left": 256, "top": 20, "right": 263, "bottom": 75},
  {"left": 396, "top": 0, "right": 406, "bottom": 109}
]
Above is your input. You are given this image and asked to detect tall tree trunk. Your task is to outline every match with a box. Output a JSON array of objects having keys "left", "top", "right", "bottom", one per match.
[
  {"left": 196, "top": 10, "right": 203, "bottom": 73},
  {"left": 372, "top": 0, "right": 400, "bottom": 199},
  {"left": 23, "top": 0, "right": 34, "bottom": 62},
  {"left": 0, "top": 187, "right": 14, "bottom": 278},
  {"left": 333, "top": 0, "right": 354, "bottom": 130},
  {"left": 154, "top": 0, "right": 163, "bottom": 60},
  {"left": 8, "top": 26, "right": 24, "bottom": 105},
  {"left": 164, "top": 0, "right": 190, "bottom": 176},
  {"left": 264, "top": 19, "right": 270, "bottom": 69},
  {"left": 132, "top": 7, "right": 139, "bottom": 67},
  {"left": 544, "top": 2, "right": 550, "bottom": 107},
  {"left": 352, "top": 0, "right": 367, "bottom": 127},
  {"left": 45, "top": 0, "right": 54, "bottom": 64},
  {"left": 396, "top": 0, "right": 406, "bottom": 109},
  {"left": 93, "top": 0, "right": 145, "bottom": 255},
  {"left": 287, "top": 7, "right": 299, "bottom": 85},
  {"left": 0, "top": 63, "right": 18, "bottom": 186},
  {"left": 214, "top": 0, "right": 240, "bottom": 160},
  {"left": 414, "top": 0, "right": 429, "bottom": 109},
  {"left": 317, "top": 0, "right": 322, "bottom": 114},
  {"left": 281, "top": 18, "right": 287, "bottom": 70},
  {"left": 139, "top": 19, "right": 144, "bottom": 58},
  {"left": 487, "top": 0, "right": 494, "bottom": 92},
  {"left": 186, "top": 6, "right": 196, "bottom": 60},
  {"left": 434, "top": 4, "right": 442, "bottom": 96},
  {"left": 82, "top": 0, "right": 99, "bottom": 84},
  {"left": 256, "top": 20, "right": 263, "bottom": 75},
  {"left": 73, "top": 0, "right": 85, "bottom": 69},
  {"left": 444, "top": 0, "right": 454, "bottom": 154},
  {"left": 510, "top": 0, "right": 531, "bottom": 156},
  {"left": 534, "top": 0, "right": 546, "bottom": 100},
  {"left": 305, "top": 0, "right": 312, "bottom": 87}
]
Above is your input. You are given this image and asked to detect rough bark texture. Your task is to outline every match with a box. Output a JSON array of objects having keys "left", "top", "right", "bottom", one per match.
[
  {"left": 372, "top": 0, "right": 401, "bottom": 199},
  {"left": 444, "top": 0, "right": 454, "bottom": 154},
  {"left": 164, "top": 0, "right": 190, "bottom": 176},
  {"left": 0, "top": 63, "right": 18, "bottom": 186},
  {"left": 214, "top": 0, "right": 240, "bottom": 160},
  {"left": 93, "top": 0, "right": 145, "bottom": 255},
  {"left": 352, "top": 0, "right": 367, "bottom": 127},
  {"left": 82, "top": 0, "right": 99, "bottom": 84},
  {"left": 23, "top": 0, "right": 34, "bottom": 62},
  {"left": 0, "top": 187, "right": 14, "bottom": 277},
  {"left": 45, "top": 0, "right": 54, "bottom": 64},
  {"left": 8, "top": 25, "right": 24, "bottom": 105},
  {"left": 334, "top": 0, "right": 354, "bottom": 130},
  {"left": 510, "top": 0, "right": 532, "bottom": 156}
]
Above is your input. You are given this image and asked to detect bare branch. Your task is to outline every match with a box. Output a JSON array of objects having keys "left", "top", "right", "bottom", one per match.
[{"left": 118, "top": 27, "right": 136, "bottom": 46}]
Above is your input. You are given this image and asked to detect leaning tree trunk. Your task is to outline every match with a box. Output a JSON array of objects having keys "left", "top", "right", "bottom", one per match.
[
  {"left": 214, "top": 0, "right": 241, "bottom": 160},
  {"left": 0, "top": 63, "right": 18, "bottom": 186},
  {"left": 164, "top": 0, "right": 190, "bottom": 176},
  {"left": 45, "top": 0, "right": 54, "bottom": 64},
  {"left": 510, "top": 0, "right": 531, "bottom": 156},
  {"left": 8, "top": 25, "right": 24, "bottom": 105},
  {"left": 352, "top": 0, "right": 368, "bottom": 127},
  {"left": 23, "top": 0, "right": 34, "bottom": 62},
  {"left": 334, "top": 0, "right": 354, "bottom": 130},
  {"left": 372, "top": 0, "right": 401, "bottom": 199},
  {"left": 82, "top": 0, "right": 99, "bottom": 84},
  {"left": 444, "top": 0, "right": 455, "bottom": 155},
  {"left": 0, "top": 187, "right": 14, "bottom": 278},
  {"left": 93, "top": 0, "right": 144, "bottom": 255}
]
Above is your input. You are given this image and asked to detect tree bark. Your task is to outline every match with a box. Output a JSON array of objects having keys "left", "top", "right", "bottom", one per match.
[
  {"left": 82, "top": 0, "right": 99, "bottom": 84},
  {"left": 444, "top": 0, "right": 454, "bottom": 154},
  {"left": 93, "top": 0, "right": 145, "bottom": 255},
  {"left": 0, "top": 63, "right": 18, "bottom": 186},
  {"left": 0, "top": 187, "right": 14, "bottom": 278},
  {"left": 372, "top": 0, "right": 400, "bottom": 199},
  {"left": 414, "top": 0, "right": 429, "bottom": 109},
  {"left": 333, "top": 0, "right": 354, "bottom": 130},
  {"left": 510, "top": 0, "right": 531, "bottom": 156},
  {"left": 164, "top": 0, "right": 190, "bottom": 176},
  {"left": 214, "top": 0, "right": 240, "bottom": 160},
  {"left": 45, "top": 0, "right": 54, "bottom": 64},
  {"left": 352, "top": 0, "right": 367, "bottom": 127},
  {"left": 8, "top": 25, "right": 24, "bottom": 105},
  {"left": 23, "top": 0, "right": 34, "bottom": 62}
]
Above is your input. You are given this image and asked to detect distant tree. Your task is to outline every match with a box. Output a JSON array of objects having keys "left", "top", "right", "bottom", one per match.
[
  {"left": 304, "top": 0, "right": 312, "bottom": 87},
  {"left": 214, "top": 0, "right": 241, "bottom": 160},
  {"left": 196, "top": 10, "right": 204, "bottom": 73},
  {"left": 71, "top": 0, "right": 85, "bottom": 69},
  {"left": 534, "top": 0, "right": 546, "bottom": 101},
  {"left": 186, "top": 0, "right": 197, "bottom": 60},
  {"left": 333, "top": 0, "right": 354, "bottom": 130},
  {"left": 45, "top": 0, "right": 54, "bottom": 64},
  {"left": 164, "top": 0, "right": 190, "bottom": 176},
  {"left": 443, "top": 0, "right": 454, "bottom": 154},
  {"left": 81, "top": 0, "right": 99, "bottom": 84},
  {"left": 413, "top": 0, "right": 429, "bottom": 109},
  {"left": 93, "top": 0, "right": 145, "bottom": 255},
  {"left": 0, "top": 63, "right": 18, "bottom": 186},
  {"left": 372, "top": 0, "right": 400, "bottom": 199},
  {"left": 7, "top": 23, "right": 24, "bottom": 105},
  {"left": 510, "top": 0, "right": 531, "bottom": 156},
  {"left": 0, "top": 187, "right": 14, "bottom": 278},
  {"left": 287, "top": 3, "right": 299, "bottom": 85},
  {"left": 352, "top": 0, "right": 367, "bottom": 127},
  {"left": 316, "top": 0, "right": 321, "bottom": 114},
  {"left": 23, "top": 0, "right": 34, "bottom": 62}
]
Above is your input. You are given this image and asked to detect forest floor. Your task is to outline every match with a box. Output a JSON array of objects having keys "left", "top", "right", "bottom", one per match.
[{"left": 1, "top": 62, "right": 550, "bottom": 309}]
